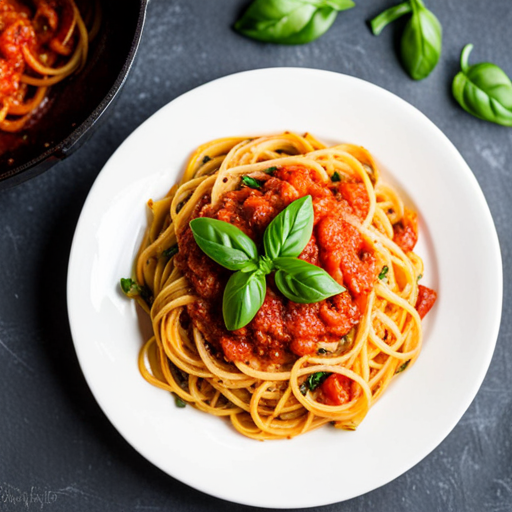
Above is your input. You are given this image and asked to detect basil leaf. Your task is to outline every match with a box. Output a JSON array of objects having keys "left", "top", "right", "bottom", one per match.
[
  {"left": 274, "top": 257, "right": 345, "bottom": 303},
  {"left": 241, "top": 176, "right": 264, "bottom": 189},
  {"left": 401, "top": 0, "right": 442, "bottom": 80},
  {"left": 190, "top": 218, "right": 259, "bottom": 272},
  {"left": 331, "top": 171, "right": 341, "bottom": 182},
  {"left": 395, "top": 360, "right": 410, "bottom": 374},
  {"left": 120, "top": 278, "right": 140, "bottom": 295},
  {"left": 452, "top": 44, "right": 512, "bottom": 127},
  {"left": 234, "top": 0, "right": 355, "bottom": 45},
  {"left": 223, "top": 271, "right": 266, "bottom": 330},
  {"left": 162, "top": 244, "right": 179, "bottom": 259},
  {"left": 369, "top": 1, "right": 412, "bottom": 36},
  {"left": 378, "top": 265, "right": 389, "bottom": 280},
  {"left": 263, "top": 195, "right": 314, "bottom": 260},
  {"left": 307, "top": 371, "right": 330, "bottom": 390}
]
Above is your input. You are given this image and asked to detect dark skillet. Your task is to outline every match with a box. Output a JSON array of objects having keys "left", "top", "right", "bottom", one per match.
[{"left": 0, "top": 0, "right": 149, "bottom": 189}]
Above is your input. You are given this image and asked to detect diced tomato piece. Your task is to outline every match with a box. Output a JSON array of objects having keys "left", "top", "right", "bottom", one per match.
[
  {"left": 320, "top": 374, "right": 352, "bottom": 406},
  {"left": 393, "top": 209, "right": 418, "bottom": 252},
  {"left": 415, "top": 285, "right": 437, "bottom": 319}
]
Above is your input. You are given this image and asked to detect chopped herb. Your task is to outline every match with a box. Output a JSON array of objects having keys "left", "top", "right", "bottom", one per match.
[
  {"left": 174, "top": 394, "right": 187, "bottom": 408},
  {"left": 331, "top": 171, "right": 341, "bottom": 182},
  {"left": 241, "top": 175, "right": 264, "bottom": 189},
  {"left": 162, "top": 244, "right": 179, "bottom": 259},
  {"left": 396, "top": 360, "right": 410, "bottom": 374},
  {"left": 317, "top": 347, "right": 328, "bottom": 355},
  {"left": 307, "top": 371, "right": 330, "bottom": 391},
  {"left": 300, "top": 382, "right": 308, "bottom": 396},
  {"left": 264, "top": 166, "right": 278, "bottom": 175},
  {"left": 378, "top": 266, "right": 389, "bottom": 280},
  {"left": 417, "top": 274, "right": 423, "bottom": 282},
  {"left": 176, "top": 198, "right": 188, "bottom": 213},
  {"left": 202, "top": 155, "right": 211, "bottom": 165},
  {"left": 120, "top": 278, "right": 141, "bottom": 296}
]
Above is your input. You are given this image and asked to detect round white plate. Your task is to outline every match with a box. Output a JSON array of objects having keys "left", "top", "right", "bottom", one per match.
[{"left": 67, "top": 68, "right": 502, "bottom": 508}]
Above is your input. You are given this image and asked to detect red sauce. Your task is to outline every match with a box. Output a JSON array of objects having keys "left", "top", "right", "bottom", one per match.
[
  {"left": 415, "top": 285, "right": 437, "bottom": 319},
  {"left": 393, "top": 209, "right": 418, "bottom": 252},
  {"left": 176, "top": 166, "right": 378, "bottom": 369}
]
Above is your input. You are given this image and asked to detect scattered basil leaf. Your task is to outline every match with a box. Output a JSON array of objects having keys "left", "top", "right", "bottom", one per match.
[
  {"left": 395, "top": 360, "right": 410, "bottom": 374},
  {"left": 162, "top": 244, "right": 179, "bottom": 259},
  {"left": 401, "top": 0, "right": 442, "bottom": 80},
  {"left": 264, "top": 166, "right": 278, "bottom": 175},
  {"left": 300, "top": 382, "right": 308, "bottom": 395},
  {"left": 369, "top": 1, "right": 411, "bottom": 36},
  {"left": 417, "top": 273, "right": 423, "bottom": 282},
  {"left": 331, "top": 171, "right": 341, "bottom": 182},
  {"left": 202, "top": 155, "right": 212, "bottom": 165},
  {"left": 190, "top": 218, "right": 259, "bottom": 272},
  {"left": 263, "top": 195, "right": 314, "bottom": 260},
  {"left": 317, "top": 347, "right": 328, "bottom": 355},
  {"left": 234, "top": 0, "right": 355, "bottom": 45},
  {"left": 378, "top": 265, "right": 389, "bottom": 280},
  {"left": 274, "top": 257, "right": 345, "bottom": 303},
  {"left": 369, "top": 0, "right": 441, "bottom": 80},
  {"left": 241, "top": 175, "right": 264, "bottom": 189},
  {"left": 174, "top": 394, "right": 187, "bottom": 408},
  {"left": 452, "top": 44, "right": 512, "bottom": 126},
  {"left": 223, "top": 271, "right": 266, "bottom": 331},
  {"left": 307, "top": 371, "right": 330, "bottom": 391},
  {"left": 120, "top": 278, "right": 140, "bottom": 295}
]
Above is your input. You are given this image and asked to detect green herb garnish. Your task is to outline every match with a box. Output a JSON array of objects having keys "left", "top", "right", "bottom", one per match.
[
  {"left": 417, "top": 273, "right": 423, "bottom": 282},
  {"left": 120, "top": 278, "right": 141, "bottom": 295},
  {"left": 190, "top": 196, "right": 344, "bottom": 330},
  {"left": 202, "top": 155, "right": 212, "bottom": 165},
  {"left": 241, "top": 176, "right": 264, "bottom": 189},
  {"left": 395, "top": 360, "right": 411, "bottom": 374},
  {"left": 264, "top": 166, "right": 278, "bottom": 175},
  {"left": 306, "top": 372, "right": 330, "bottom": 391},
  {"left": 452, "top": 44, "right": 512, "bottom": 126},
  {"left": 234, "top": 0, "right": 355, "bottom": 45},
  {"left": 174, "top": 394, "right": 187, "bottom": 408},
  {"left": 331, "top": 171, "right": 341, "bottom": 182},
  {"left": 378, "top": 266, "right": 389, "bottom": 281},
  {"left": 162, "top": 244, "right": 179, "bottom": 259},
  {"left": 369, "top": 0, "right": 442, "bottom": 81}
]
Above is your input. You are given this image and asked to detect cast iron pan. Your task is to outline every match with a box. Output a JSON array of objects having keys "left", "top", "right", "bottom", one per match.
[{"left": 0, "top": 0, "right": 149, "bottom": 189}]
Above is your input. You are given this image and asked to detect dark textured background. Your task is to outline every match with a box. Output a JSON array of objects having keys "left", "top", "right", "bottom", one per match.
[{"left": 1, "top": 1, "right": 511, "bottom": 511}]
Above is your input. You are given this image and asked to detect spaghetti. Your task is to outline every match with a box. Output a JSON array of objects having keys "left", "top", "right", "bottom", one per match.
[
  {"left": 0, "top": 0, "right": 97, "bottom": 133},
  {"left": 125, "top": 133, "right": 437, "bottom": 440}
]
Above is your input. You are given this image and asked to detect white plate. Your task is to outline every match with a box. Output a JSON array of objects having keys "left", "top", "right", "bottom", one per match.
[{"left": 67, "top": 68, "right": 502, "bottom": 508}]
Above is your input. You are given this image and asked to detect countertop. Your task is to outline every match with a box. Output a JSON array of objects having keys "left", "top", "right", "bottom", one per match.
[{"left": 1, "top": 1, "right": 511, "bottom": 511}]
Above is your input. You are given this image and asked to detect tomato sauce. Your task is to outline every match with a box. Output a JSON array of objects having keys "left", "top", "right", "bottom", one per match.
[{"left": 176, "top": 166, "right": 378, "bottom": 369}]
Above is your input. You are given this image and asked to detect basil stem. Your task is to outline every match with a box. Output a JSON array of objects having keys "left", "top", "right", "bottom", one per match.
[
  {"left": 452, "top": 44, "right": 512, "bottom": 127},
  {"left": 401, "top": 0, "right": 441, "bottom": 80},
  {"left": 234, "top": 0, "right": 355, "bottom": 45},
  {"left": 263, "top": 195, "right": 314, "bottom": 260},
  {"left": 369, "top": 1, "right": 411, "bottom": 36},
  {"left": 274, "top": 257, "right": 345, "bottom": 303},
  {"left": 223, "top": 271, "right": 266, "bottom": 331},
  {"left": 120, "top": 278, "right": 140, "bottom": 296},
  {"left": 190, "top": 218, "right": 259, "bottom": 272}
]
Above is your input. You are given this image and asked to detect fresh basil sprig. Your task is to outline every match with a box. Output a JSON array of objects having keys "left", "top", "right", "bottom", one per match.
[
  {"left": 234, "top": 0, "right": 355, "bottom": 45},
  {"left": 190, "top": 218, "right": 259, "bottom": 272},
  {"left": 190, "top": 195, "right": 345, "bottom": 330},
  {"left": 452, "top": 44, "right": 512, "bottom": 127},
  {"left": 369, "top": 0, "right": 442, "bottom": 81}
]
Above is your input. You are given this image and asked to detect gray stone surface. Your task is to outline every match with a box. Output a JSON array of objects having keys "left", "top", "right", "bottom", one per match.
[{"left": 1, "top": 0, "right": 511, "bottom": 511}]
